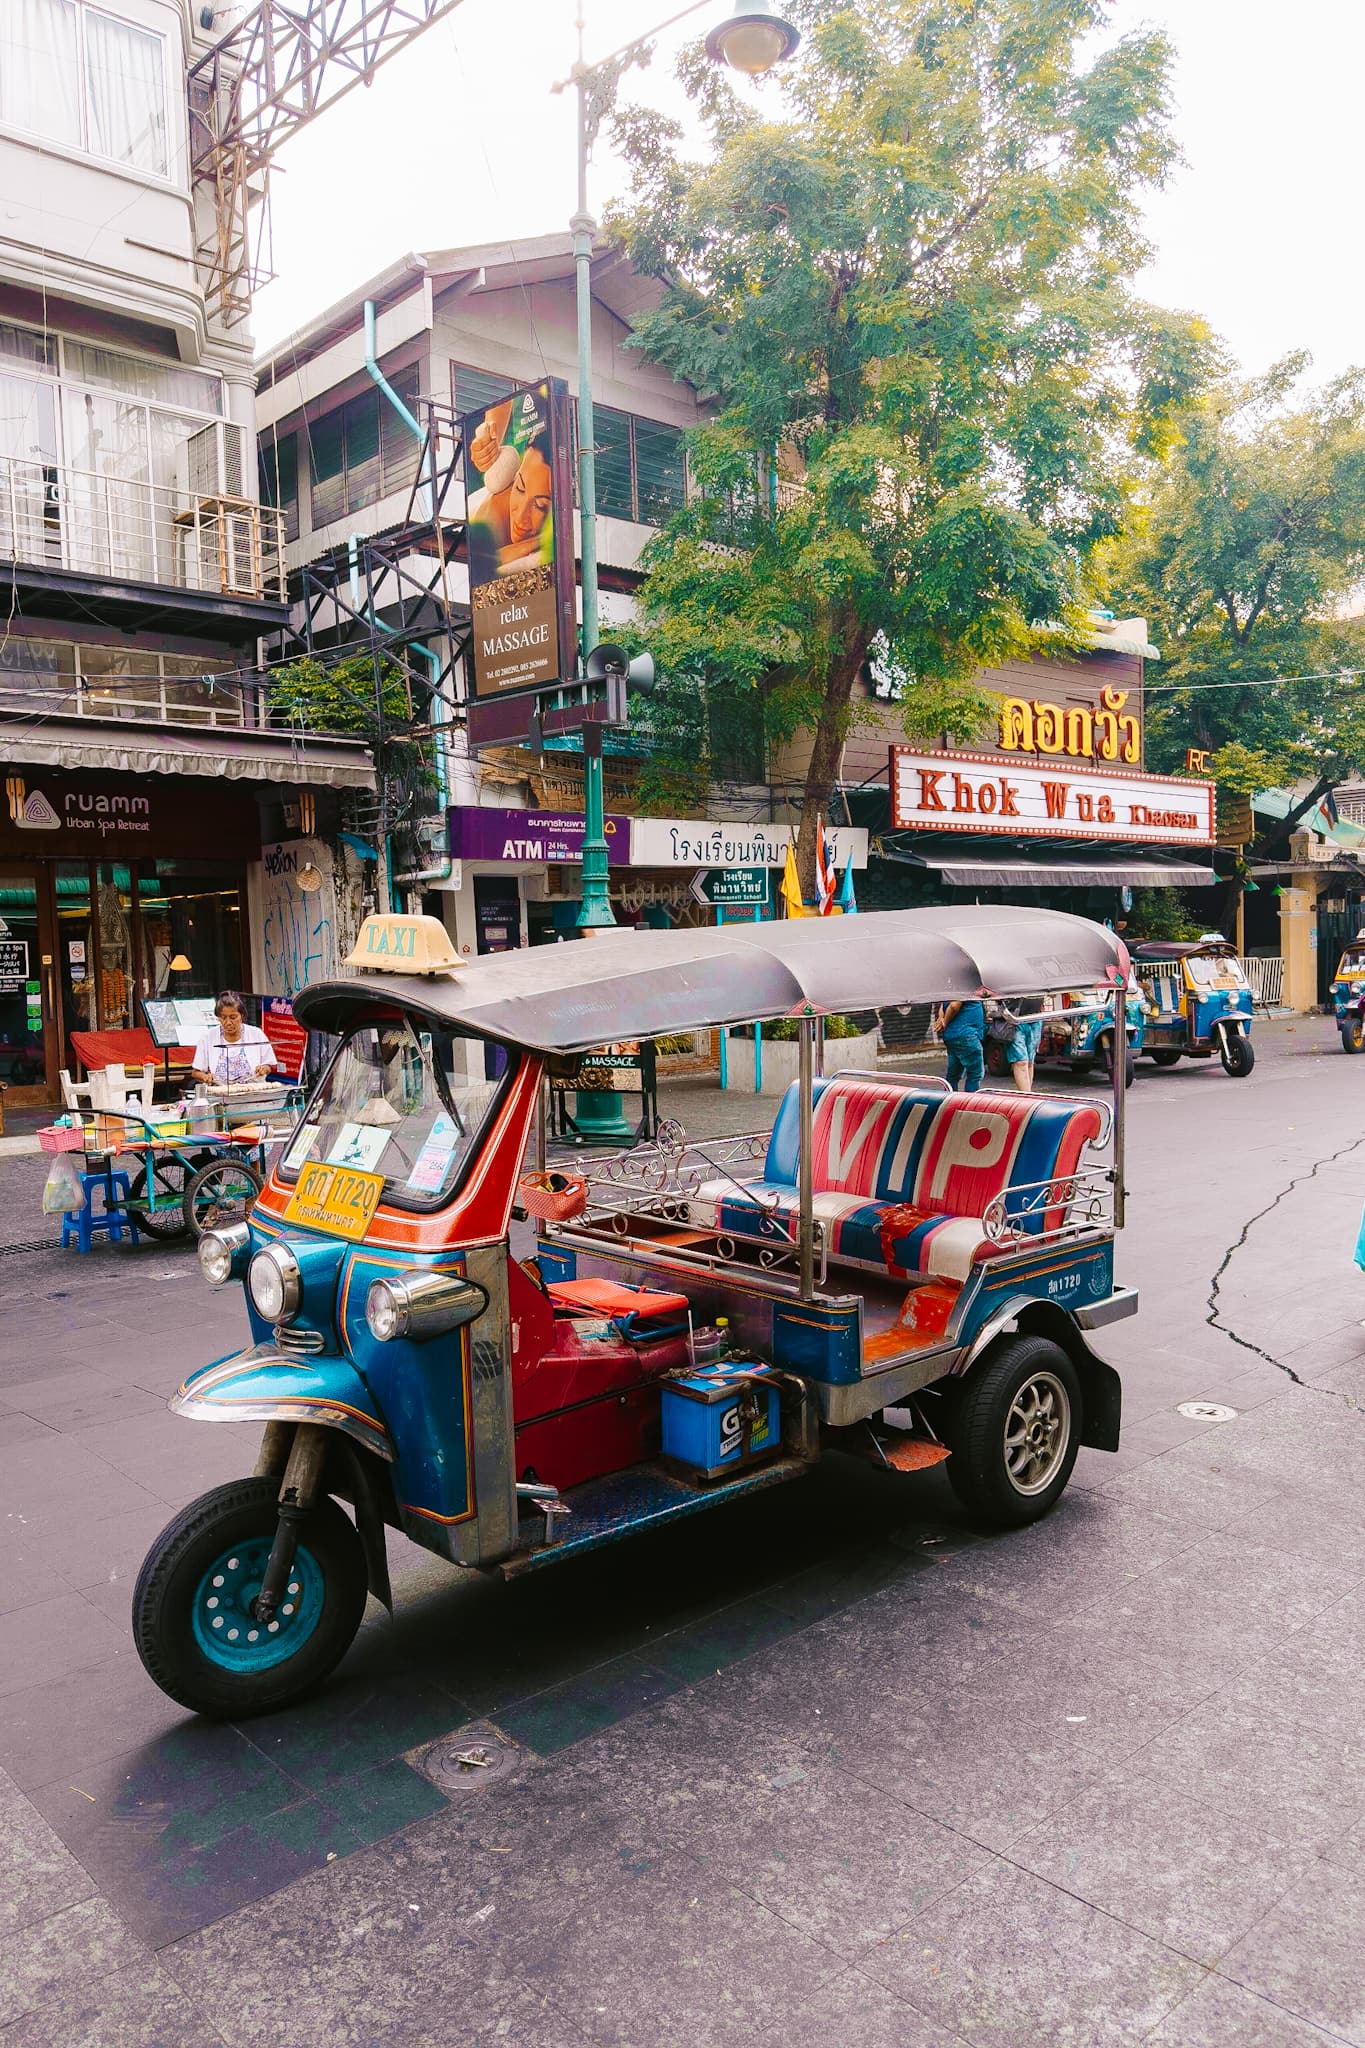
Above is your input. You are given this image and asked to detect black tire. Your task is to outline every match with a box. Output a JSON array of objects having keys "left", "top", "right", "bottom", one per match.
[
  {"left": 1148, "top": 1049, "right": 1182, "bottom": 1068},
  {"left": 1341, "top": 1019, "right": 1365, "bottom": 1054},
  {"left": 945, "top": 1336, "right": 1081, "bottom": 1529},
  {"left": 132, "top": 1476, "right": 368, "bottom": 1718},
  {"left": 127, "top": 1158, "right": 191, "bottom": 1240},
  {"left": 1220, "top": 1033, "right": 1255, "bottom": 1078},
  {"left": 1100, "top": 1035, "right": 1135, "bottom": 1088},
  {"left": 183, "top": 1157, "right": 263, "bottom": 1238},
  {"left": 984, "top": 1039, "right": 1009, "bottom": 1079}
]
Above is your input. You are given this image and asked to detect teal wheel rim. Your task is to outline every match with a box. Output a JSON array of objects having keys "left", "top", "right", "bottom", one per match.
[{"left": 191, "top": 1537, "right": 324, "bottom": 1673}]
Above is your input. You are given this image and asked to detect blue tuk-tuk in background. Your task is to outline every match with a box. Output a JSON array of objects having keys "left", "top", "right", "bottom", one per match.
[
  {"left": 1329, "top": 931, "right": 1365, "bottom": 1053},
  {"left": 131, "top": 904, "right": 1139, "bottom": 1720},
  {"left": 987, "top": 983, "right": 1145, "bottom": 1088},
  {"left": 1131, "top": 937, "right": 1255, "bottom": 1077}
]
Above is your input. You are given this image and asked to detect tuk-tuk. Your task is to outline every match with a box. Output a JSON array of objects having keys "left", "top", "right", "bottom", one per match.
[
  {"left": 132, "top": 905, "right": 1139, "bottom": 1719},
  {"left": 1131, "top": 938, "right": 1255, "bottom": 1077},
  {"left": 1330, "top": 931, "right": 1365, "bottom": 1053},
  {"left": 985, "top": 983, "right": 1145, "bottom": 1088}
]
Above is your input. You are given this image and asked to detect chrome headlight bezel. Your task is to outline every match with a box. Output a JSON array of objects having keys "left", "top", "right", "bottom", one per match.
[
  {"left": 198, "top": 1222, "right": 250, "bottom": 1288},
  {"left": 248, "top": 1243, "right": 303, "bottom": 1326},
  {"left": 365, "top": 1270, "right": 488, "bottom": 1343}
]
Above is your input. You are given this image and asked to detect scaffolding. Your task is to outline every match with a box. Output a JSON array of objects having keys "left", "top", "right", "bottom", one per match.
[{"left": 188, "top": 0, "right": 464, "bottom": 326}]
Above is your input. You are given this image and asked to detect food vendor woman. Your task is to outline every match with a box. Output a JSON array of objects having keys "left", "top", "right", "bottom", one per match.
[{"left": 191, "top": 992, "right": 274, "bottom": 1086}]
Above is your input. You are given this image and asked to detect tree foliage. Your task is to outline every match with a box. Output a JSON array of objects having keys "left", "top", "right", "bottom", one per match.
[
  {"left": 610, "top": 0, "right": 1210, "bottom": 885},
  {"left": 1102, "top": 357, "right": 1365, "bottom": 809}
]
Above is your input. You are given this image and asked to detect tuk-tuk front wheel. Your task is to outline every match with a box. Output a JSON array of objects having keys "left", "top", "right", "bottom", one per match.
[
  {"left": 1341, "top": 1019, "right": 1365, "bottom": 1054},
  {"left": 945, "top": 1337, "right": 1081, "bottom": 1529},
  {"left": 1220, "top": 1033, "right": 1255, "bottom": 1078},
  {"left": 1100, "top": 1035, "right": 1135, "bottom": 1088},
  {"left": 132, "top": 1478, "right": 368, "bottom": 1718}
]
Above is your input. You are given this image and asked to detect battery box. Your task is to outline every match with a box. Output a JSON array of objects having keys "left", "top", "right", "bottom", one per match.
[{"left": 660, "top": 1362, "right": 780, "bottom": 1480}]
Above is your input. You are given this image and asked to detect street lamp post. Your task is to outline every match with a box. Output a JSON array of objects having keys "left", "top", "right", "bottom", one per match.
[{"left": 568, "top": 1, "right": 799, "bottom": 935}]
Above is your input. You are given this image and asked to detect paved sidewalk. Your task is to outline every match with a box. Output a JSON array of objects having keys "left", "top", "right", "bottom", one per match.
[{"left": 1, "top": 1020, "right": 1363, "bottom": 2044}]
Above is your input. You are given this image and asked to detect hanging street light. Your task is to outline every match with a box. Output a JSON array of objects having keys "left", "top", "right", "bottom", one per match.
[{"left": 705, "top": 4, "right": 800, "bottom": 75}]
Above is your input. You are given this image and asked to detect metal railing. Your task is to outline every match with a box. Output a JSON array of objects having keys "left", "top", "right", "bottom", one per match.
[
  {"left": 1239, "top": 956, "right": 1284, "bottom": 1008},
  {"left": 0, "top": 456, "right": 286, "bottom": 602}
]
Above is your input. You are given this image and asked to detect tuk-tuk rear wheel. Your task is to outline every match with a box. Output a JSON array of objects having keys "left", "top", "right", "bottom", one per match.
[
  {"left": 132, "top": 1477, "right": 368, "bottom": 1718},
  {"left": 1148, "top": 1049, "right": 1182, "bottom": 1068},
  {"left": 944, "top": 1337, "right": 1081, "bottom": 1529}
]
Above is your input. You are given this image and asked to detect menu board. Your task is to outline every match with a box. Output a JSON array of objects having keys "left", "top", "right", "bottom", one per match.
[
  {"left": 143, "top": 996, "right": 218, "bottom": 1048},
  {"left": 0, "top": 938, "right": 29, "bottom": 994}
]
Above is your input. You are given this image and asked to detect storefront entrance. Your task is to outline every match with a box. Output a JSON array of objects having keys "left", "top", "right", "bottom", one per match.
[{"left": 0, "top": 863, "right": 56, "bottom": 1105}]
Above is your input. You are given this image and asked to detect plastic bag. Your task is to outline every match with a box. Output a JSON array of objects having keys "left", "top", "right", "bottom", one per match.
[{"left": 42, "top": 1154, "right": 85, "bottom": 1216}]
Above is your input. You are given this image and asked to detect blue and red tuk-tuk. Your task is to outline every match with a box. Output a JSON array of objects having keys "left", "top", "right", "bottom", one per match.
[
  {"left": 1131, "top": 937, "right": 1255, "bottom": 1077},
  {"left": 1330, "top": 931, "right": 1365, "bottom": 1053},
  {"left": 132, "top": 905, "right": 1138, "bottom": 1718}
]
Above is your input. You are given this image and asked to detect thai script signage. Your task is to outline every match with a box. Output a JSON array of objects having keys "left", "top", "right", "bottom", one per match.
[
  {"left": 629, "top": 818, "right": 869, "bottom": 869},
  {"left": 996, "top": 686, "right": 1140, "bottom": 763},
  {"left": 461, "top": 378, "right": 577, "bottom": 702},
  {"left": 448, "top": 806, "right": 631, "bottom": 865},
  {"left": 889, "top": 749, "right": 1215, "bottom": 846}
]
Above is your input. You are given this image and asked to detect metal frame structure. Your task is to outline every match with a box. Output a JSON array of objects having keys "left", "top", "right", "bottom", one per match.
[{"left": 188, "top": 1, "right": 464, "bottom": 326}]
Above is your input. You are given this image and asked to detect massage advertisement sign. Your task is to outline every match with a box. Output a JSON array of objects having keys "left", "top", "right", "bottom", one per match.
[
  {"left": 889, "top": 748, "right": 1215, "bottom": 847},
  {"left": 461, "top": 377, "right": 576, "bottom": 702}
]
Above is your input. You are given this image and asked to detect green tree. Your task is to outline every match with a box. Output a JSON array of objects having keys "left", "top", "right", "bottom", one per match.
[
  {"left": 1104, "top": 356, "right": 1365, "bottom": 831},
  {"left": 610, "top": 0, "right": 1209, "bottom": 889}
]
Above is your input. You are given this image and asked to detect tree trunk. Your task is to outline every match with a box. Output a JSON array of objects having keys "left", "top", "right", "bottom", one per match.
[{"left": 794, "top": 629, "right": 869, "bottom": 902}]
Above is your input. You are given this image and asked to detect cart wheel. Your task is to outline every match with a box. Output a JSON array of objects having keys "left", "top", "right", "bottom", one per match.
[
  {"left": 1220, "top": 1034, "right": 1255, "bottom": 1077},
  {"left": 132, "top": 1477, "right": 368, "bottom": 1718},
  {"left": 984, "top": 1040, "right": 1009, "bottom": 1079},
  {"left": 945, "top": 1336, "right": 1081, "bottom": 1528},
  {"left": 127, "top": 1159, "right": 190, "bottom": 1240},
  {"left": 1341, "top": 1020, "right": 1364, "bottom": 1054},
  {"left": 183, "top": 1157, "right": 263, "bottom": 1238},
  {"left": 1148, "top": 1049, "right": 1181, "bottom": 1068},
  {"left": 1100, "top": 1035, "right": 1135, "bottom": 1088}
]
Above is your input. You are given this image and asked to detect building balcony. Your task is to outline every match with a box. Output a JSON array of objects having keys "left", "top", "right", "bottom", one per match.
[{"left": 0, "top": 456, "right": 289, "bottom": 639}]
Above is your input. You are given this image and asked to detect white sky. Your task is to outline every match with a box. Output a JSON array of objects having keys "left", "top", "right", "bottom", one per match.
[{"left": 254, "top": 0, "right": 1364, "bottom": 390}]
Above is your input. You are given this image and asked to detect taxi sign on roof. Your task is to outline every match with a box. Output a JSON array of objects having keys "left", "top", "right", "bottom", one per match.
[{"left": 345, "top": 913, "right": 459, "bottom": 977}]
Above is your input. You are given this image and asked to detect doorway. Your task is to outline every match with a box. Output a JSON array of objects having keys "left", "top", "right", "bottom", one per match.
[{"left": 0, "top": 863, "right": 57, "bottom": 1105}]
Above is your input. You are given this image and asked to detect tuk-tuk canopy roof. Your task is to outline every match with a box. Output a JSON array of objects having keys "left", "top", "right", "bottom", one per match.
[
  {"left": 294, "top": 905, "right": 1129, "bottom": 1055},
  {"left": 1130, "top": 938, "right": 1234, "bottom": 962}
]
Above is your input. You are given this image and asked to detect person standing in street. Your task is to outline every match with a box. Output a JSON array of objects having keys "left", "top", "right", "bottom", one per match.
[
  {"left": 937, "top": 997, "right": 985, "bottom": 1092},
  {"left": 1005, "top": 994, "right": 1046, "bottom": 1091}
]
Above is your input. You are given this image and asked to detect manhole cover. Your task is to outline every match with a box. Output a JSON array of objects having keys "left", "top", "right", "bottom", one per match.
[
  {"left": 410, "top": 1720, "right": 521, "bottom": 1799},
  {"left": 1177, "top": 1400, "right": 1237, "bottom": 1423}
]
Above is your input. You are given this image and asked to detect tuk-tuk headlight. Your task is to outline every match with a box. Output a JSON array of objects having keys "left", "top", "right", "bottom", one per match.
[
  {"left": 248, "top": 1244, "right": 302, "bottom": 1326},
  {"left": 199, "top": 1222, "right": 249, "bottom": 1288},
  {"left": 366, "top": 1271, "right": 488, "bottom": 1343}
]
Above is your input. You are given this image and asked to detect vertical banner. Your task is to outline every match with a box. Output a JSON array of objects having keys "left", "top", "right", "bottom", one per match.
[{"left": 462, "top": 378, "right": 577, "bottom": 702}]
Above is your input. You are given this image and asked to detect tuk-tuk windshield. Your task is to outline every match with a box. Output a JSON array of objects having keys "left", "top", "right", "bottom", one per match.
[
  {"left": 279, "top": 1020, "right": 507, "bottom": 1210},
  {"left": 1187, "top": 953, "right": 1246, "bottom": 988}
]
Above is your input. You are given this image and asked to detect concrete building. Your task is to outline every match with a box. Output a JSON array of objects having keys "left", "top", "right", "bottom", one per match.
[{"left": 0, "top": 1, "right": 373, "bottom": 1107}]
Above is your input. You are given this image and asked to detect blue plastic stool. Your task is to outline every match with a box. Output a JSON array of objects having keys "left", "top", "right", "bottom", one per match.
[{"left": 61, "top": 1169, "right": 141, "bottom": 1253}]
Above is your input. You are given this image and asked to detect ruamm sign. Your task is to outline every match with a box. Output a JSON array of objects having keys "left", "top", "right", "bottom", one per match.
[{"left": 889, "top": 748, "right": 1215, "bottom": 846}]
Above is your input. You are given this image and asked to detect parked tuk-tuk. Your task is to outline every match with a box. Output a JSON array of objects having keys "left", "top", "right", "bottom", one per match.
[
  {"left": 1131, "top": 938, "right": 1255, "bottom": 1077},
  {"left": 1330, "top": 931, "right": 1365, "bottom": 1053},
  {"left": 132, "top": 905, "right": 1139, "bottom": 1719},
  {"left": 986, "top": 983, "right": 1144, "bottom": 1088}
]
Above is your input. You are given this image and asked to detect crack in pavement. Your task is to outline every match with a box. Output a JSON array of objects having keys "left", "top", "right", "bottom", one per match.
[{"left": 1206, "top": 1131, "right": 1365, "bottom": 1399}]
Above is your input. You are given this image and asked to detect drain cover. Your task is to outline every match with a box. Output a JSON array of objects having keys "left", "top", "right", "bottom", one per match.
[
  {"left": 1177, "top": 1400, "right": 1237, "bottom": 1423},
  {"left": 410, "top": 1720, "right": 522, "bottom": 1799}
]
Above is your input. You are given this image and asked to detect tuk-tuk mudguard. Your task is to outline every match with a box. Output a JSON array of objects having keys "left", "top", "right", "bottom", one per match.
[{"left": 172, "top": 1346, "right": 394, "bottom": 1462}]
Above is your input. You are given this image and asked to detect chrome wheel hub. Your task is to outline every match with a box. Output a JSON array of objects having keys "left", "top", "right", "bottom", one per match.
[{"left": 1004, "top": 1371, "right": 1071, "bottom": 1495}]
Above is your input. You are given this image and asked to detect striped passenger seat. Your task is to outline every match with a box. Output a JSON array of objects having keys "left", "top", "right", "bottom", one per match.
[{"left": 687, "top": 1078, "right": 1103, "bottom": 1284}]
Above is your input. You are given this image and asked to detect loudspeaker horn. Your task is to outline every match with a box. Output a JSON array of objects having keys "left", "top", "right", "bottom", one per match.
[{"left": 584, "top": 644, "right": 657, "bottom": 691}]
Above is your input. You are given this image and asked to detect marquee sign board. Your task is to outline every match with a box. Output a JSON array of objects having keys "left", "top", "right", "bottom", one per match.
[{"left": 889, "top": 749, "right": 1215, "bottom": 847}]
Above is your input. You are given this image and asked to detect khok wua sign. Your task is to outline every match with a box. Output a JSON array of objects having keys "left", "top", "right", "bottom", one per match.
[{"left": 890, "top": 749, "right": 1215, "bottom": 847}]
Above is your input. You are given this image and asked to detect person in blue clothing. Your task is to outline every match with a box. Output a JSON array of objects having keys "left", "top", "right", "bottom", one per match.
[{"left": 936, "top": 997, "right": 985, "bottom": 1092}]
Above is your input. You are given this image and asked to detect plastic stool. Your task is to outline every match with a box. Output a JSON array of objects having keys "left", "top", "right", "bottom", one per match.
[{"left": 61, "top": 1169, "right": 141, "bottom": 1253}]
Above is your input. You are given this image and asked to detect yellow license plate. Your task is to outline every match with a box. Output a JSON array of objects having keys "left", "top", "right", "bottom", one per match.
[{"left": 283, "top": 1160, "right": 386, "bottom": 1242}]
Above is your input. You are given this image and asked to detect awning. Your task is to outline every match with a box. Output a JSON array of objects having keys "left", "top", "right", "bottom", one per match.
[
  {"left": 0, "top": 723, "right": 375, "bottom": 789},
  {"left": 891, "top": 847, "right": 1216, "bottom": 888}
]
